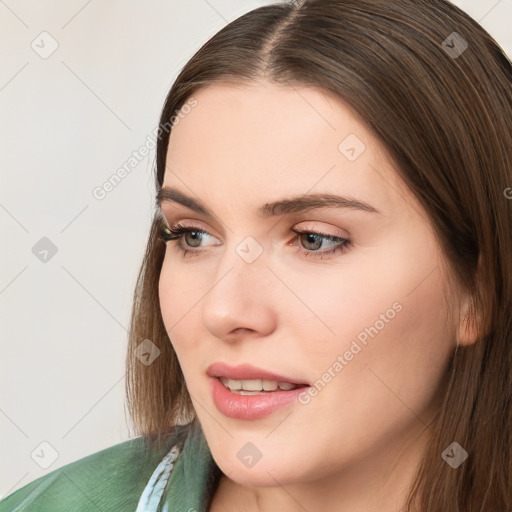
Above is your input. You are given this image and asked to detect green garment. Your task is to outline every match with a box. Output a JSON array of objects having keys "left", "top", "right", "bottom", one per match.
[{"left": 0, "top": 419, "right": 222, "bottom": 511}]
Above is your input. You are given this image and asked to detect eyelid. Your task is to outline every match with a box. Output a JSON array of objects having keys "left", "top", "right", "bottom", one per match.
[
  {"left": 163, "top": 219, "right": 347, "bottom": 242},
  {"left": 160, "top": 207, "right": 224, "bottom": 235},
  {"left": 293, "top": 221, "right": 349, "bottom": 239},
  {"left": 160, "top": 205, "right": 354, "bottom": 237},
  {"left": 164, "top": 213, "right": 221, "bottom": 232},
  {"left": 162, "top": 221, "right": 221, "bottom": 248}
]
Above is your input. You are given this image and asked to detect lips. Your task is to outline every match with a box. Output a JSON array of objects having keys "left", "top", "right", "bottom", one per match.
[
  {"left": 207, "top": 362, "right": 311, "bottom": 420},
  {"left": 206, "top": 362, "right": 310, "bottom": 386},
  {"left": 209, "top": 376, "right": 310, "bottom": 420}
]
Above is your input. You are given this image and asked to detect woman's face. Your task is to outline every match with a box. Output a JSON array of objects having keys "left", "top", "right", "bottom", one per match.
[{"left": 158, "top": 81, "right": 466, "bottom": 492}]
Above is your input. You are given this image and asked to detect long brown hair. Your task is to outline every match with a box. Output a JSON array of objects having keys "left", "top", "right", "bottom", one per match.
[{"left": 125, "top": 1, "right": 512, "bottom": 509}]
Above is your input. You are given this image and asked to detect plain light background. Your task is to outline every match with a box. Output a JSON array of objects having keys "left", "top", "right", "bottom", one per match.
[{"left": 1, "top": 0, "right": 511, "bottom": 499}]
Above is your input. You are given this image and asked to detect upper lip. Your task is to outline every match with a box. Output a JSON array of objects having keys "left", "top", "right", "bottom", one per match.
[{"left": 207, "top": 362, "right": 310, "bottom": 386}]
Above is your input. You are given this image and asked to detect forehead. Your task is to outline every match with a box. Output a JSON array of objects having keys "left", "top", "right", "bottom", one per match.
[
  {"left": 167, "top": 81, "right": 366, "bottom": 156},
  {"left": 163, "top": 81, "right": 415, "bottom": 219}
]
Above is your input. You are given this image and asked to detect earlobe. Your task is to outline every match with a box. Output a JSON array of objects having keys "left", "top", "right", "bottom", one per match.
[
  {"left": 456, "top": 251, "right": 484, "bottom": 347},
  {"left": 457, "top": 294, "right": 480, "bottom": 347}
]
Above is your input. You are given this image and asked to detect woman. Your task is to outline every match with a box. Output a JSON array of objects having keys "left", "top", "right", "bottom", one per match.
[{"left": 1, "top": 0, "right": 510, "bottom": 510}]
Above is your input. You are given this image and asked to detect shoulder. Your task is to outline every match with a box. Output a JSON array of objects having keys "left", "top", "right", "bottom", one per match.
[{"left": 0, "top": 425, "right": 190, "bottom": 512}]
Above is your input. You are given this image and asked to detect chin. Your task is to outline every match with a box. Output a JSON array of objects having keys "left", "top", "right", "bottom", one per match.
[{"left": 213, "top": 452, "right": 310, "bottom": 488}]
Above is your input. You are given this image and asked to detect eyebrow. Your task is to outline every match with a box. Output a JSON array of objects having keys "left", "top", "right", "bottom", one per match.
[{"left": 156, "top": 186, "right": 382, "bottom": 217}]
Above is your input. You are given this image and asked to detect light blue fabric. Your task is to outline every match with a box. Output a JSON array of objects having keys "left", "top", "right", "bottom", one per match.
[{"left": 135, "top": 444, "right": 181, "bottom": 512}]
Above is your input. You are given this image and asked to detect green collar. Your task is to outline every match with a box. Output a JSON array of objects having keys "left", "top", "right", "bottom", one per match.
[{"left": 161, "top": 419, "right": 222, "bottom": 511}]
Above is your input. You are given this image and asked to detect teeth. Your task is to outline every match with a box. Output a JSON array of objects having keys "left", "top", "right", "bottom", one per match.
[
  {"left": 242, "top": 379, "right": 263, "bottom": 391},
  {"left": 219, "top": 377, "right": 299, "bottom": 392},
  {"left": 263, "top": 380, "right": 278, "bottom": 391},
  {"left": 276, "top": 381, "right": 296, "bottom": 390}
]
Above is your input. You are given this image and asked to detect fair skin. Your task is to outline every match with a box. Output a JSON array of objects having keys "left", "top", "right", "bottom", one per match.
[{"left": 157, "top": 80, "right": 476, "bottom": 512}]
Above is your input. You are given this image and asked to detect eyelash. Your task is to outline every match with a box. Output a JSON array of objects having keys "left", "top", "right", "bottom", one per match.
[{"left": 158, "top": 222, "right": 351, "bottom": 260}]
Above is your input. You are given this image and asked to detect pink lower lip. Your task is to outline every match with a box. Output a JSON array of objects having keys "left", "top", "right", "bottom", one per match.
[{"left": 210, "top": 377, "right": 309, "bottom": 420}]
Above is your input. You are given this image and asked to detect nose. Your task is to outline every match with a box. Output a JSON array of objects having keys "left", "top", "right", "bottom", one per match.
[{"left": 199, "top": 241, "right": 277, "bottom": 342}]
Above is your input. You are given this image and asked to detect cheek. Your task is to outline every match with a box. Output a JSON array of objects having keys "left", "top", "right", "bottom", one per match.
[
  {"left": 285, "top": 237, "right": 454, "bottom": 408},
  {"left": 291, "top": 276, "right": 453, "bottom": 459},
  {"left": 158, "top": 263, "right": 208, "bottom": 396},
  {"left": 366, "top": 268, "right": 455, "bottom": 402},
  {"left": 158, "top": 258, "right": 201, "bottom": 353},
  {"left": 323, "top": 272, "right": 452, "bottom": 422}
]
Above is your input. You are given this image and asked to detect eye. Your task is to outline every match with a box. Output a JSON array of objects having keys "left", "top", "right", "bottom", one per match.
[
  {"left": 158, "top": 221, "right": 352, "bottom": 260},
  {"left": 158, "top": 222, "right": 217, "bottom": 258},
  {"left": 291, "top": 229, "right": 351, "bottom": 259}
]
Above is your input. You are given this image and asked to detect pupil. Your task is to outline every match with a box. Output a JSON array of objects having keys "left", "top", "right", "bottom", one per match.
[
  {"left": 185, "top": 231, "right": 202, "bottom": 247},
  {"left": 304, "top": 233, "right": 321, "bottom": 250}
]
